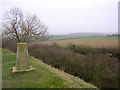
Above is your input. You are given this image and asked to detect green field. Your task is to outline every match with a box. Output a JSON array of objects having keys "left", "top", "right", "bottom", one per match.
[{"left": 2, "top": 49, "right": 97, "bottom": 88}]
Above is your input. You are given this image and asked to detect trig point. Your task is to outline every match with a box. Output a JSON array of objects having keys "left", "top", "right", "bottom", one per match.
[{"left": 12, "top": 43, "right": 33, "bottom": 72}]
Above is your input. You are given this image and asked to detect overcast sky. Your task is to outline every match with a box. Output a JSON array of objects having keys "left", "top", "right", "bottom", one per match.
[{"left": 0, "top": 0, "right": 119, "bottom": 35}]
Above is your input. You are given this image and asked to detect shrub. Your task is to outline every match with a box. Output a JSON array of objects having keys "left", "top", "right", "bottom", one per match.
[
  {"left": 68, "top": 44, "right": 119, "bottom": 58},
  {"left": 28, "top": 43, "right": 118, "bottom": 88},
  {"left": 2, "top": 39, "right": 17, "bottom": 52}
]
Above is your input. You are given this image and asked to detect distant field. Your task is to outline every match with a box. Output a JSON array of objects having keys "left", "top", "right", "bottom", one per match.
[
  {"left": 41, "top": 36, "right": 118, "bottom": 48},
  {"left": 49, "top": 36, "right": 117, "bottom": 41}
]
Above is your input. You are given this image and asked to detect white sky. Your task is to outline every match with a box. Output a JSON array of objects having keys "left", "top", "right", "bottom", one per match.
[{"left": 0, "top": 0, "right": 119, "bottom": 35}]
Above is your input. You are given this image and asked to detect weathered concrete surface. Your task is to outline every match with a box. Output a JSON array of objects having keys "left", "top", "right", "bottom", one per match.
[
  {"left": 12, "top": 66, "right": 33, "bottom": 72},
  {"left": 16, "top": 43, "right": 30, "bottom": 70}
]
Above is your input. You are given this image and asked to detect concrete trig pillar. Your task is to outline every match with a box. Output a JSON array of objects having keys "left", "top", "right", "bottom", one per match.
[{"left": 12, "top": 43, "right": 33, "bottom": 72}]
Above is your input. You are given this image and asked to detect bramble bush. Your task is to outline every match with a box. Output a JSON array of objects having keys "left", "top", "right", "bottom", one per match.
[{"left": 28, "top": 43, "right": 118, "bottom": 89}]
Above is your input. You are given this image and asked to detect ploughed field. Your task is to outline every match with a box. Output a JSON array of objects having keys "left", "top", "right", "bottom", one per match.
[{"left": 41, "top": 36, "right": 118, "bottom": 48}]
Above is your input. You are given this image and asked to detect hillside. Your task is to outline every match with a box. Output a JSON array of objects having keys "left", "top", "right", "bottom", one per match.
[{"left": 2, "top": 49, "right": 97, "bottom": 88}]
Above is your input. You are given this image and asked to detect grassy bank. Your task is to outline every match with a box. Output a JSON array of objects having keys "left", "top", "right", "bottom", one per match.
[{"left": 2, "top": 49, "right": 97, "bottom": 88}]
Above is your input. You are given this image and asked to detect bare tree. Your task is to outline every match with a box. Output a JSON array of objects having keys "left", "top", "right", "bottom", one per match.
[{"left": 2, "top": 7, "right": 48, "bottom": 42}]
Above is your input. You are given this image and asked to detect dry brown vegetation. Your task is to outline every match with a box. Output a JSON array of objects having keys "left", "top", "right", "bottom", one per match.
[{"left": 41, "top": 39, "right": 118, "bottom": 48}]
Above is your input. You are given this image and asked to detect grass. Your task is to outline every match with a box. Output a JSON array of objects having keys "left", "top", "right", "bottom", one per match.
[{"left": 2, "top": 49, "right": 97, "bottom": 88}]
